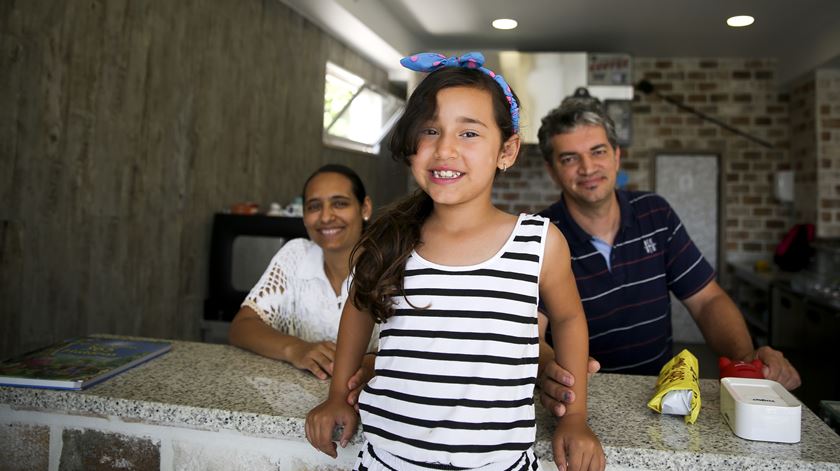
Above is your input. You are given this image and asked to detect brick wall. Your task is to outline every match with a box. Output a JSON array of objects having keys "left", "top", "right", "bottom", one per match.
[
  {"left": 628, "top": 58, "right": 792, "bottom": 261},
  {"left": 790, "top": 77, "right": 818, "bottom": 225},
  {"left": 492, "top": 145, "right": 559, "bottom": 216},
  {"left": 816, "top": 69, "right": 840, "bottom": 237},
  {"left": 493, "top": 57, "right": 795, "bottom": 266}
]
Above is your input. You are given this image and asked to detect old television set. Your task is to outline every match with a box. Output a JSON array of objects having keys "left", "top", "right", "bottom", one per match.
[{"left": 203, "top": 213, "right": 308, "bottom": 340}]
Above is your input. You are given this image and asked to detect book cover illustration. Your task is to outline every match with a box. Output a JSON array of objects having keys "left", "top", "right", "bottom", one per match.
[{"left": 0, "top": 337, "right": 171, "bottom": 390}]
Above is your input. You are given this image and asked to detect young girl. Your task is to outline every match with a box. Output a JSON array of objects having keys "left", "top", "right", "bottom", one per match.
[{"left": 306, "top": 52, "right": 605, "bottom": 471}]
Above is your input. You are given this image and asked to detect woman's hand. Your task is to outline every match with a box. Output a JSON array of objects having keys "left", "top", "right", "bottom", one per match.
[
  {"left": 552, "top": 414, "right": 605, "bottom": 471},
  {"left": 285, "top": 339, "right": 336, "bottom": 379},
  {"left": 305, "top": 397, "right": 358, "bottom": 458},
  {"left": 539, "top": 357, "right": 600, "bottom": 417}
]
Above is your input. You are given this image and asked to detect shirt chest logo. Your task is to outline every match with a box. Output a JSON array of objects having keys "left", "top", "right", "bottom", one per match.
[{"left": 643, "top": 238, "right": 657, "bottom": 254}]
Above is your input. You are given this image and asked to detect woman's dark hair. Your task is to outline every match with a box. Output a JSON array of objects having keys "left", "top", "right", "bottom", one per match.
[
  {"left": 301, "top": 164, "right": 367, "bottom": 204},
  {"left": 352, "top": 66, "right": 520, "bottom": 322}
]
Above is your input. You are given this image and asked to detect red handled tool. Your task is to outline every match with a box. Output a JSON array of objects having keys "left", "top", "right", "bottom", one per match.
[{"left": 719, "top": 357, "right": 765, "bottom": 380}]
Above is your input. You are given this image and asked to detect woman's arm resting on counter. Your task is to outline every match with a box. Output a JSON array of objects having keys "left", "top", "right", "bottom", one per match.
[{"left": 228, "top": 306, "right": 336, "bottom": 379}]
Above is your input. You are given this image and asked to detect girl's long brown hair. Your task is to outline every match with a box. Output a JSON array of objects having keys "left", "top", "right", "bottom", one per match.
[{"left": 351, "top": 66, "right": 520, "bottom": 322}]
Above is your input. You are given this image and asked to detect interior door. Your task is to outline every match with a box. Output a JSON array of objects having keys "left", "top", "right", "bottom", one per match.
[{"left": 655, "top": 154, "right": 719, "bottom": 343}]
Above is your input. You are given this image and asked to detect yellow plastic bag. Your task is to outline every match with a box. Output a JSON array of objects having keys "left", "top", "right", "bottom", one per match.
[{"left": 647, "top": 349, "right": 701, "bottom": 424}]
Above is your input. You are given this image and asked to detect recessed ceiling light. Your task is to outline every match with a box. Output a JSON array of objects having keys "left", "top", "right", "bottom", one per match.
[
  {"left": 726, "top": 15, "right": 755, "bottom": 27},
  {"left": 492, "top": 18, "right": 518, "bottom": 30}
]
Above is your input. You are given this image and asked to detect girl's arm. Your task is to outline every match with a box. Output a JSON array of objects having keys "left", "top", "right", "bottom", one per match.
[
  {"left": 539, "top": 225, "right": 589, "bottom": 417},
  {"left": 325, "top": 296, "right": 375, "bottom": 402},
  {"left": 305, "top": 294, "right": 375, "bottom": 458},
  {"left": 537, "top": 313, "right": 601, "bottom": 417},
  {"left": 539, "top": 225, "right": 605, "bottom": 471}
]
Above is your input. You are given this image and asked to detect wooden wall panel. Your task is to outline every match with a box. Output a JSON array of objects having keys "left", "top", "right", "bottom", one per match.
[{"left": 0, "top": 0, "right": 408, "bottom": 358}]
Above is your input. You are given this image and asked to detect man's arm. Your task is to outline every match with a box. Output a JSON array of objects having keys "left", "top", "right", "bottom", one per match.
[{"left": 681, "top": 279, "right": 801, "bottom": 390}]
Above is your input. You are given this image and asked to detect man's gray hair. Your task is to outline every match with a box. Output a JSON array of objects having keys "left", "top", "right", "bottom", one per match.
[{"left": 537, "top": 96, "right": 619, "bottom": 162}]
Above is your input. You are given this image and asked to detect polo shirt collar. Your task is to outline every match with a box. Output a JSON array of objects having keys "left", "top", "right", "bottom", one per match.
[
  {"left": 298, "top": 242, "right": 352, "bottom": 302},
  {"left": 298, "top": 241, "right": 328, "bottom": 282},
  {"left": 553, "top": 190, "right": 634, "bottom": 244},
  {"left": 615, "top": 189, "right": 635, "bottom": 231}
]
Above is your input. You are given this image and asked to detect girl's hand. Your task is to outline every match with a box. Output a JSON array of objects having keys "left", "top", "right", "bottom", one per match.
[
  {"left": 552, "top": 414, "right": 605, "bottom": 471},
  {"left": 305, "top": 398, "right": 358, "bottom": 458},
  {"left": 286, "top": 339, "right": 336, "bottom": 379}
]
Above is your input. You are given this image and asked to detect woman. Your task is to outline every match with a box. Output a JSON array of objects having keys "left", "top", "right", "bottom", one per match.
[{"left": 229, "top": 164, "right": 375, "bottom": 381}]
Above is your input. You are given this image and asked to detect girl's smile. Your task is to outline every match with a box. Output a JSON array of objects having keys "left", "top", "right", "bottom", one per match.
[{"left": 429, "top": 167, "right": 465, "bottom": 184}]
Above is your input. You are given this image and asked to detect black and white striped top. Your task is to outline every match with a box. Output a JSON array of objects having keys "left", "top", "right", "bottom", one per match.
[{"left": 358, "top": 214, "right": 548, "bottom": 469}]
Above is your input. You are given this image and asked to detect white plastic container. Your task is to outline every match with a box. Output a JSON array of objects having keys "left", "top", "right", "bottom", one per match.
[{"left": 720, "top": 377, "right": 801, "bottom": 443}]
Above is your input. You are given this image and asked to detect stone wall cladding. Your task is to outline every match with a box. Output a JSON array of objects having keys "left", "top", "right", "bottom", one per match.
[
  {"left": 60, "top": 429, "right": 160, "bottom": 471},
  {"left": 0, "top": 423, "right": 50, "bottom": 471}
]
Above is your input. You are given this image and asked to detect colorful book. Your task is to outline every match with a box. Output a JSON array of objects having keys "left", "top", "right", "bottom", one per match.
[{"left": 0, "top": 337, "right": 171, "bottom": 390}]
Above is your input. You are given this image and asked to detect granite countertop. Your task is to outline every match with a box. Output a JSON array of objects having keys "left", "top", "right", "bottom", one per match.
[{"left": 2, "top": 338, "right": 839, "bottom": 470}]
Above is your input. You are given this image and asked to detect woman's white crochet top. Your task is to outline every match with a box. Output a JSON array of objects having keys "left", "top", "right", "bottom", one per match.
[
  {"left": 242, "top": 238, "right": 348, "bottom": 343},
  {"left": 242, "top": 238, "right": 377, "bottom": 349}
]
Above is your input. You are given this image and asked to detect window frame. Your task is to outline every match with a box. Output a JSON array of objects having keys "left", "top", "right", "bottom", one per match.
[{"left": 322, "top": 62, "right": 404, "bottom": 155}]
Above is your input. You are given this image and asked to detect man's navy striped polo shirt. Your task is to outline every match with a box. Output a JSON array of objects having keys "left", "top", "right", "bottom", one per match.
[{"left": 539, "top": 190, "right": 715, "bottom": 375}]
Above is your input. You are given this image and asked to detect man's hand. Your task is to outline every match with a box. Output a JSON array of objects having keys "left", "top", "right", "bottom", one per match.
[
  {"left": 754, "top": 346, "right": 801, "bottom": 390},
  {"left": 286, "top": 340, "right": 336, "bottom": 379},
  {"left": 346, "top": 353, "right": 376, "bottom": 410},
  {"left": 539, "top": 357, "right": 601, "bottom": 417}
]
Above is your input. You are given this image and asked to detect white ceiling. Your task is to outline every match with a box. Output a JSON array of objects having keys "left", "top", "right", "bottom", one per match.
[{"left": 281, "top": 0, "right": 840, "bottom": 86}]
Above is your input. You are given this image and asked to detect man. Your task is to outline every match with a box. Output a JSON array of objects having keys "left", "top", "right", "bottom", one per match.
[{"left": 535, "top": 98, "right": 801, "bottom": 416}]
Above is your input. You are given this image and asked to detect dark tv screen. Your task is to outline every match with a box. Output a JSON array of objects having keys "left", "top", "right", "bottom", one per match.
[
  {"left": 204, "top": 214, "right": 308, "bottom": 322},
  {"left": 230, "top": 235, "right": 289, "bottom": 291}
]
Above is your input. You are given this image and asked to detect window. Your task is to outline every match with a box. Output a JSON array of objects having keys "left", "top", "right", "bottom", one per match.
[{"left": 323, "top": 62, "right": 404, "bottom": 154}]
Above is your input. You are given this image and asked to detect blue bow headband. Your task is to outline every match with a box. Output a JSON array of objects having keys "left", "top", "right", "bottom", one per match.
[{"left": 400, "top": 52, "right": 520, "bottom": 133}]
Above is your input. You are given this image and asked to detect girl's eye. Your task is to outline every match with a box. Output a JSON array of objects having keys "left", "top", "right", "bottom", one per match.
[
  {"left": 461, "top": 131, "right": 478, "bottom": 138},
  {"left": 333, "top": 201, "right": 349, "bottom": 208},
  {"left": 420, "top": 128, "right": 438, "bottom": 136}
]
